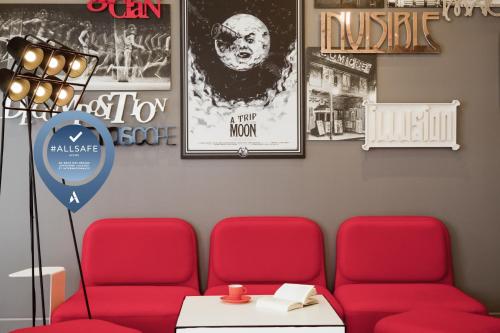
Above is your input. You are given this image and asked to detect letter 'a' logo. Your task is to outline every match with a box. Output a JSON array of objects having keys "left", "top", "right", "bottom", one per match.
[
  {"left": 69, "top": 191, "right": 80, "bottom": 204},
  {"left": 87, "top": 0, "right": 161, "bottom": 19}
]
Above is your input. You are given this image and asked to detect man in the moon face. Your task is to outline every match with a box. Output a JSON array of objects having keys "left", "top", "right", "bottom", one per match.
[{"left": 214, "top": 14, "right": 271, "bottom": 71}]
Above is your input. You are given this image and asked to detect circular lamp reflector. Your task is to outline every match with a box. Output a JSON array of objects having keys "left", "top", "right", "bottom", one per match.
[
  {"left": 32, "top": 82, "right": 53, "bottom": 104},
  {"left": 41, "top": 53, "right": 66, "bottom": 76},
  {"left": 47, "top": 76, "right": 75, "bottom": 106},
  {"left": 64, "top": 55, "right": 88, "bottom": 78},
  {"left": 7, "top": 37, "right": 44, "bottom": 71},
  {"left": 0, "top": 68, "right": 30, "bottom": 101},
  {"left": 25, "top": 75, "right": 53, "bottom": 104}
]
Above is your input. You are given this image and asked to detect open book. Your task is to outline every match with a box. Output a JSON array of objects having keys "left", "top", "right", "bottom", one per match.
[{"left": 255, "top": 284, "right": 318, "bottom": 312}]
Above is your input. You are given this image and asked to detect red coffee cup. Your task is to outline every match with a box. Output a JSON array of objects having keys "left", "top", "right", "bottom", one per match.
[{"left": 228, "top": 284, "right": 247, "bottom": 300}]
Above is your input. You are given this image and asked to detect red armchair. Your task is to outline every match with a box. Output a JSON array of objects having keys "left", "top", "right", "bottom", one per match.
[
  {"left": 10, "top": 320, "right": 141, "bottom": 333},
  {"left": 204, "top": 216, "right": 344, "bottom": 318},
  {"left": 51, "top": 218, "right": 200, "bottom": 333},
  {"left": 334, "top": 216, "right": 487, "bottom": 333}
]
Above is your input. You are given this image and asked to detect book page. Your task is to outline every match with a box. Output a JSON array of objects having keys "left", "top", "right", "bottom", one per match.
[
  {"left": 274, "top": 284, "right": 316, "bottom": 304},
  {"left": 255, "top": 296, "right": 302, "bottom": 312},
  {"left": 303, "top": 297, "right": 319, "bottom": 306}
]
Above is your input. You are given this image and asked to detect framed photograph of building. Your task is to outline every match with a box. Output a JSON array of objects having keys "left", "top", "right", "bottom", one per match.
[
  {"left": 0, "top": 2, "right": 171, "bottom": 91},
  {"left": 387, "top": 0, "right": 442, "bottom": 7},
  {"left": 181, "top": 0, "right": 304, "bottom": 158},
  {"left": 306, "top": 48, "right": 376, "bottom": 141},
  {"left": 315, "top": 0, "right": 384, "bottom": 8}
]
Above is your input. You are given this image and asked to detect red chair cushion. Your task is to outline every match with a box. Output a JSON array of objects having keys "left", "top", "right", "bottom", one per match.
[
  {"left": 82, "top": 218, "right": 198, "bottom": 289},
  {"left": 204, "top": 284, "right": 344, "bottom": 319},
  {"left": 335, "top": 284, "right": 487, "bottom": 333},
  {"left": 335, "top": 216, "right": 453, "bottom": 288},
  {"left": 51, "top": 286, "right": 199, "bottom": 333},
  {"left": 375, "top": 309, "right": 500, "bottom": 333},
  {"left": 10, "top": 320, "right": 140, "bottom": 333},
  {"left": 208, "top": 217, "right": 326, "bottom": 287}
]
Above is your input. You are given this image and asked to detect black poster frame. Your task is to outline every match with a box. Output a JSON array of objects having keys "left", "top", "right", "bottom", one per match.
[{"left": 180, "top": 0, "right": 305, "bottom": 159}]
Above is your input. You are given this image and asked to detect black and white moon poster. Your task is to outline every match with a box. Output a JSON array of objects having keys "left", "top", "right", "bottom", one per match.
[{"left": 182, "top": 0, "right": 304, "bottom": 158}]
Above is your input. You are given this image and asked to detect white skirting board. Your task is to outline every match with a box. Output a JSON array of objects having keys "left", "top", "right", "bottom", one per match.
[{"left": 363, "top": 100, "right": 460, "bottom": 151}]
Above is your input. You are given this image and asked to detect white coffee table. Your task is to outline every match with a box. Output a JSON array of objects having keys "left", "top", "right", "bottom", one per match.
[{"left": 176, "top": 295, "right": 345, "bottom": 332}]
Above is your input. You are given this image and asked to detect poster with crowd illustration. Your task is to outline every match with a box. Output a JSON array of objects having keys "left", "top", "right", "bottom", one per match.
[
  {"left": 0, "top": 3, "right": 171, "bottom": 90},
  {"left": 182, "top": 0, "right": 304, "bottom": 158},
  {"left": 306, "top": 48, "right": 376, "bottom": 141}
]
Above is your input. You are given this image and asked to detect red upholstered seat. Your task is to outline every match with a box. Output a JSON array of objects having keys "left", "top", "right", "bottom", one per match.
[
  {"left": 374, "top": 309, "right": 500, "bottom": 333},
  {"left": 336, "top": 284, "right": 486, "bottom": 333},
  {"left": 10, "top": 319, "right": 140, "bottom": 333},
  {"left": 205, "top": 216, "right": 344, "bottom": 318},
  {"left": 51, "top": 286, "right": 198, "bottom": 333},
  {"left": 334, "top": 216, "right": 487, "bottom": 333},
  {"left": 51, "top": 218, "right": 200, "bottom": 333}
]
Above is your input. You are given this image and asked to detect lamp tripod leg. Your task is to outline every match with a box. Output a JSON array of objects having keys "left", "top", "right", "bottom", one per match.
[
  {"left": 67, "top": 210, "right": 92, "bottom": 320},
  {"left": 0, "top": 106, "right": 5, "bottom": 196},
  {"left": 0, "top": 106, "right": 40, "bottom": 326},
  {"left": 27, "top": 111, "right": 47, "bottom": 326},
  {"left": 27, "top": 112, "right": 36, "bottom": 327},
  {"left": 28, "top": 112, "right": 47, "bottom": 325},
  {"left": 48, "top": 113, "right": 92, "bottom": 320}
]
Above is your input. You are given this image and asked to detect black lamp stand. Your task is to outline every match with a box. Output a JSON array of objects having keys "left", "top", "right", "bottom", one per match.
[{"left": 0, "top": 34, "right": 98, "bottom": 327}]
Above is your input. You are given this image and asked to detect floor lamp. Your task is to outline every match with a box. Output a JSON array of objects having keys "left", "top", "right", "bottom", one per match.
[{"left": 0, "top": 34, "right": 98, "bottom": 327}]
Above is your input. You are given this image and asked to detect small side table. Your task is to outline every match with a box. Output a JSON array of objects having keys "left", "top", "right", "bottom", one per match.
[{"left": 10, "top": 266, "right": 66, "bottom": 321}]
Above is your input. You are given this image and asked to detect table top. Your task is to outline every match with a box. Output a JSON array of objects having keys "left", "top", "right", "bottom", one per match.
[
  {"left": 176, "top": 295, "right": 344, "bottom": 328},
  {"left": 9, "top": 267, "right": 65, "bottom": 278}
]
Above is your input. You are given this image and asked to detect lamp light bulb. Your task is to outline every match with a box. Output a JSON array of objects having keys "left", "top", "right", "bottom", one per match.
[
  {"left": 58, "top": 89, "right": 68, "bottom": 100},
  {"left": 24, "top": 50, "right": 37, "bottom": 63},
  {"left": 35, "top": 86, "right": 46, "bottom": 97},
  {"left": 48, "top": 57, "right": 59, "bottom": 69},
  {"left": 10, "top": 81, "right": 24, "bottom": 94},
  {"left": 71, "top": 60, "right": 82, "bottom": 71}
]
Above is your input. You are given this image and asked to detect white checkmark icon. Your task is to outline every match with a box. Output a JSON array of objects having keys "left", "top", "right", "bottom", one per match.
[{"left": 69, "top": 131, "right": 83, "bottom": 143}]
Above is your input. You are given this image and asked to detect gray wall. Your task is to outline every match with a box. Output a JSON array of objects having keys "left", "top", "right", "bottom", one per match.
[{"left": 1, "top": 0, "right": 499, "bottom": 331}]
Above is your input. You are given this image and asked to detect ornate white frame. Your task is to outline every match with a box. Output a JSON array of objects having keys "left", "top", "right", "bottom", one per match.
[
  {"left": 442, "top": 0, "right": 500, "bottom": 20},
  {"left": 363, "top": 100, "right": 460, "bottom": 151}
]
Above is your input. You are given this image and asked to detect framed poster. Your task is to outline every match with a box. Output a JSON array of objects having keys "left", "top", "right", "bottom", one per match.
[
  {"left": 0, "top": 2, "right": 171, "bottom": 91},
  {"left": 181, "top": 0, "right": 305, "bottom": 158},
  {"left": 306, "top": 48, "right": 376, "bottom": 141}
]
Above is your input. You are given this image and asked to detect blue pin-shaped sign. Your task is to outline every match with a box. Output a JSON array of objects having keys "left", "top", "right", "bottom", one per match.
[{"left": 34, "top": 111, "right": 115, "bottom": 212}]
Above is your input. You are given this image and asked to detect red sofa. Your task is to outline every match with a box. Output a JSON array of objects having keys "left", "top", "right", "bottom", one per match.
[
  {"left": 51, "top": 218, "right": 200, "bottom": 333},
  {"left": 375, "top": 309, "right": 500, "bottom": 333},
  {"left": 334, "top": 216, "right": 487, "bottom": 333},
  {"left": 203, "top": 216, "right": 344, "bottom": 318}
]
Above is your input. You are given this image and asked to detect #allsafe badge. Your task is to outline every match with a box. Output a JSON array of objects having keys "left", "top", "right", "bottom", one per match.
[{"left": 34, "top": 111, "right": 115, "bottom": 212}]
